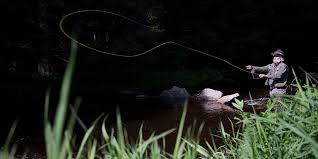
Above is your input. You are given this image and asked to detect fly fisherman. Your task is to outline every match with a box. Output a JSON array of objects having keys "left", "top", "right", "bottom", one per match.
[{"left": 245, "top": 49, "right": 289, "bottom": 98}]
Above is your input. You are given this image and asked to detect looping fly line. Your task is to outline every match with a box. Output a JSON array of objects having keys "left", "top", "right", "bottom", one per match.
[{"left": 59, "top": 9, "right": 256, "bottom": 75}]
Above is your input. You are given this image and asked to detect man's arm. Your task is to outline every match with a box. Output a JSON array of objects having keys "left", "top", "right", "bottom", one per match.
[{"left": 251, "top": 65, "right": 270, "bottom": 73}]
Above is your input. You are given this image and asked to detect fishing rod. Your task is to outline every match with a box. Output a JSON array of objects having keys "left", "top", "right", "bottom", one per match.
[{"left": 59, "top": 9, "right": 258, "bottom": 76}]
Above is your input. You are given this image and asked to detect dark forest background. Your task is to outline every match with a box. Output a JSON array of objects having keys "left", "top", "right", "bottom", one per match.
[
  {"left": 1, "top": 0, "right": 318, "bottom": 146},
  {"left": 2, "top": 0, "right": 318, "bottom": 109}
]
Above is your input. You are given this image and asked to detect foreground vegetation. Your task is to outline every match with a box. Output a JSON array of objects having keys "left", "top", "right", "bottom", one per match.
[
  {"left": 210, "top": 73, "right": 318, "bottom": 159},
  {"left": 1, "top": 43, "right": 317, "bottom": 158}
]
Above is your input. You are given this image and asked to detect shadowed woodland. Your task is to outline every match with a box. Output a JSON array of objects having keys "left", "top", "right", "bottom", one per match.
[{"left": 1, "top": 0, "right": 318, "bottom": 158}]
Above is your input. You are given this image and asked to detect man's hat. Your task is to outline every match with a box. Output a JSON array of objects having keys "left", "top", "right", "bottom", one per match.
[{"left": 271, "top": 49, "right": 284, "bottom": 57}]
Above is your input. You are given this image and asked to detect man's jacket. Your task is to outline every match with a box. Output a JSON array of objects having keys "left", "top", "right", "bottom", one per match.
[{"left": 252, "top": 62, "right": 289, "bottom": 89}]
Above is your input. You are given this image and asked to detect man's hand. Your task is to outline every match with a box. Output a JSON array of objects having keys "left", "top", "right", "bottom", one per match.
[
  {"left": 258, "top": 74, "right": 267, "bottom": 78},
  {"left": 245, "top": 65, "right": 252, "bottom": 70}
]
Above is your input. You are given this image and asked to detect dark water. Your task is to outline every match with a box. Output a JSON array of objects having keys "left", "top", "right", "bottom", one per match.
[
  {"left": 88, "top": 96, "right": 239, "bottom": 151},
  {"left": 0, "top": 79, "right": 267, "bottom": 158}
]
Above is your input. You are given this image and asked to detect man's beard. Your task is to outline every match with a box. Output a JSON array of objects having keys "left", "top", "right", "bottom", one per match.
[{"left": 273, "top": 59, "right": 281, "bottom": 64}]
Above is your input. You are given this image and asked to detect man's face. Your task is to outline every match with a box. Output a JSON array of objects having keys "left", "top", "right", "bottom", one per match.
[{"left": 273, "top": 56, "right": 281, "bottom": 64}]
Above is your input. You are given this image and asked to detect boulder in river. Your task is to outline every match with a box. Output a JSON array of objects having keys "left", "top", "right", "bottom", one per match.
[
  {"left": 159, "top": 86, "right": 191, "bottom": 106},
  {"left": 193, "top": 88, "right": 239, "bottom": 104}
]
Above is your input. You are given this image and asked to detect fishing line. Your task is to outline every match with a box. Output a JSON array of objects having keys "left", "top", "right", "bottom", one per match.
[{"left": 59, "top": 9, "right": 257, "bottom": 76}]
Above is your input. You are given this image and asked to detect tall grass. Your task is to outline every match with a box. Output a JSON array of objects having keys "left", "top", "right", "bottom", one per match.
[
  {"left": 196, "top": 70, "right": 318, "bottom": 159},
  {"left": 0, "top": 121, "right": 26, "bottom": 159},
  {"left": 1, "top": 39, "right": 317, "bottom": 158},
  {"left": 38, "top": 41, "right": 204, "bottom": 159}
]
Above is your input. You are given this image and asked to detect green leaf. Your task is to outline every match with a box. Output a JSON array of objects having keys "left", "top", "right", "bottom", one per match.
[{"left": 232, "top": 98, "right": 244, "bottom": 111}]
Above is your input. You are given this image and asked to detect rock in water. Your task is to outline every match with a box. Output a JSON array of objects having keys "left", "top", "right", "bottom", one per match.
[
  {"left": 194, "top": 88, "right": 239, "bottom": 104},
  {"left": 159, "top": 86, "right": 191, "bottom": 106},
  {"left": 159, "top": 86, "right": 191, "bottom": 99},
  {"left": 195, "top": 88, "right": 223, "bottom": 101},
  {"left": 200, "top": 101, "right": 238, "bottom": 114},
  {"left": 216, "top": 93, "right": 240, "bottom": 104}
]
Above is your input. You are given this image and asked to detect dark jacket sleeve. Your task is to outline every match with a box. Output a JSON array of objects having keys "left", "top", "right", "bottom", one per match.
[{"left": 252, "top": 64, "right": 270, "bottom": 73}]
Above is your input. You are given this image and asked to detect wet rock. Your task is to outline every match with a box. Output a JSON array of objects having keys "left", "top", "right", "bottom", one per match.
[
  {"left": 217, "top": 93, "right": 240, "bottom": 104},
  {"left": 194, "top": 88, "right": 223, "bottom": 101},
  {"left": 159, "top": 86, "right": 191, "bottom": 99},
  {"left": 195, "top": 88, "right": 223, "bottom": 101},
  {"left": 193, "top": 88, "right": 239, "bottom": 104},
  {"left": 200, "top": 101, "right": 238, "bottom": 114},
  {"left": 159, "top": 86, "right": 190, "bottom": 106}
]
